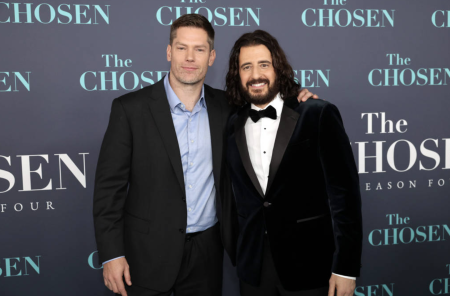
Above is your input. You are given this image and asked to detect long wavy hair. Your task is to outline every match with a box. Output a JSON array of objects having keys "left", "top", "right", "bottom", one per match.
[{"left": 225, "top": 30, "right": 300, "bottom": 107}]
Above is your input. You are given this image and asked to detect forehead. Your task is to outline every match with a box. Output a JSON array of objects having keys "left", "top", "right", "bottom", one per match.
[
  {"left": 239, "top": 45, "right": 272, "bottom": 65},
  {"left": 173, "top": 27, "right": 209, "bottom": 44}
]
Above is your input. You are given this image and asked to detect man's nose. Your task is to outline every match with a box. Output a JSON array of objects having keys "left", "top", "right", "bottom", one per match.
[
  {"left": 251, "top": 67, "right": 262, "bottom": 80},
  {"left": 185, "top": 48, "right": 195, "bottom": 62}
]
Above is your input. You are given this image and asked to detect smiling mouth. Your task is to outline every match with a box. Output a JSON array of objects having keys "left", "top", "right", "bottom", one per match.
[{"left": 250, "top": 82, "right": 267, "bottom": 88}]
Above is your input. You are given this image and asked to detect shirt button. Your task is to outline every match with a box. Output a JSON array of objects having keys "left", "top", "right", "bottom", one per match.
[
  {"left": 191, "top": 140, "right": 194, "bottom": 143},
  {"left": 264, "top": 151, "right": 266, "bottom": 154},
  {"left": 188, "top": 207, "right": 192, "bottom": 212},
  {"left": 188, "top": 185, "right": 192, "bottom": 189},
  {"left": 189, "top": 118, "right": 192, "bottom": 122},
  {"left": 190, "top": 162, "right": 194, "bottom": 166},
  {"left": 187, "top": 228, "right": 191, "bottom": 231}
]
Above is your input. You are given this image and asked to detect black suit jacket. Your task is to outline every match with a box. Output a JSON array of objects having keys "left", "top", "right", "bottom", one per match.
[
  {"left": 93, "top": 78, "right": 238, "bottom": 291},
  {"left": 226, "top": 98, "right": 363, "bottom": 291}
]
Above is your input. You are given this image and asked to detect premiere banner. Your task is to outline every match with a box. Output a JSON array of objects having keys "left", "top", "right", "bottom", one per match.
[{"left": 1, "top": 0, "right": 449, "bottom": 295}]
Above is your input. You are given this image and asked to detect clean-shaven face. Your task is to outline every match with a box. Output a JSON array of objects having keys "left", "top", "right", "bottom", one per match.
[
  {"left": 238, "top": 44, "right": 278, "bottom": 106},
  {"left": 167, "top": 27, "right": 216, "bottom": 85}
]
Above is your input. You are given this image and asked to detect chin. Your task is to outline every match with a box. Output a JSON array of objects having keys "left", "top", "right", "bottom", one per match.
[{"left": 250, "top": 90, "right": 268, "bottom": 97}]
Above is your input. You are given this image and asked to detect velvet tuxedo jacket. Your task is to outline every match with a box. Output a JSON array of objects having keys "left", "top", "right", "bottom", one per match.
[
  {"left": 93, "top": 78, "right": 238, "bottom": 292},
  {"left": 226, "top": 97, "right": 363, "bottom": 291}
]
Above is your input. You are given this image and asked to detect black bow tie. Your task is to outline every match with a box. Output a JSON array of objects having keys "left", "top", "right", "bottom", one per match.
[{"left": 249, "top": 105, "right": 277, "bottom": 123}]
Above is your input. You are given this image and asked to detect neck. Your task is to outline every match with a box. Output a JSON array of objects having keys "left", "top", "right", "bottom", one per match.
[
  {"left": 169, "top": 74, "right": 204, "bottom": 112},
  {"left": 254, "top": 102, "right": 270, "bottom": 109},
  {"left": 253, "top": 96, "right": 277, "bottom": 110}
]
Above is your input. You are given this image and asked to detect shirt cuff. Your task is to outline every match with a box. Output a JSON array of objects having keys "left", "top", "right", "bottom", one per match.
[
  {"left": 332, "top": 273, "right": 356, "bottom": 280},
  {"left": 102, "top": 256, "right": 125, "bottom": 265}
]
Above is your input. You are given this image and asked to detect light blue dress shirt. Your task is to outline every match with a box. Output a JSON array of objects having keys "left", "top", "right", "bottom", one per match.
[
  {"left": 163, "top": 73, "right": 218, "bottom": 233},
  {"left": 103, "top": 74, "right": 217, "bottom": 265}
]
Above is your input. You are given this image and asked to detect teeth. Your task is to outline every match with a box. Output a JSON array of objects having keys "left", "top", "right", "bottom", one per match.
[{"left": 252, "top": 83, "right": 266, "bottom": 87}]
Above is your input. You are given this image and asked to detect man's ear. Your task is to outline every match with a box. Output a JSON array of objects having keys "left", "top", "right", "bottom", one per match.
[
  {"left": 208, "top": 49, "right": 216, "bottom": 67},
  {"left": 167, "top": 44, "right": 172, "bottom": 62}
]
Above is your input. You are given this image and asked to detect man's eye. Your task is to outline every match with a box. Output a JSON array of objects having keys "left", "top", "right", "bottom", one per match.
[
  {"left": 178, "top": 47, "right": 185, "bottom": 50},
  {"left": 243, "top": 66, "right": 250, "bottom": 70},
  {"left": 261, "top": 64, "right": 269, "bottom": 68},
  {"left": 197, "top": 49, "right": 204, "bottom": 52}
]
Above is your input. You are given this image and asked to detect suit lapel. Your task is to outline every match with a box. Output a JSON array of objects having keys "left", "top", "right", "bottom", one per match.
[
  {"left": 146, "top": 79, "right": 185, "bottom": 196},
  {"left": 204, "top": 86, "right": 223, "bottom": 194},
  {"left": 266, "top": 101, "right": 300, "bottom": 195},
  {"left": 234, "top": 106, "right": 265, "bottom": 198}
]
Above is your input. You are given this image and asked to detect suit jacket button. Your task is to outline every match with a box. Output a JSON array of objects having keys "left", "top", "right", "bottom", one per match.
[
  {"left": 179, "top": 229, "right": 184, "bottom": 233},
  {"left": 263, "top": 202, "right": 272, "bottom": 207}
]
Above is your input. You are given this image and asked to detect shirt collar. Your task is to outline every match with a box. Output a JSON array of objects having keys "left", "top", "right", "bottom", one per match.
[
  {"left": 164, "top": 73, "right": 206, "bottom": 112},
  {"left": 250, "top": 93, "right": 283, "bottom": 118}
]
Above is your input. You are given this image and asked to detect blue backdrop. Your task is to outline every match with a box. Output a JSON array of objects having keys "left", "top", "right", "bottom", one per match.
[{"left": 1, "top": 0, "right": 450, "bottom": 295}]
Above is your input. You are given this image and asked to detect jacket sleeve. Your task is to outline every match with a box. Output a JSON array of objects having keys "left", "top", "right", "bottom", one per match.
[
  {"left": 93, "top": 98, "right": 132, "bottom": 264},
  {"left": 318, "top": 103, "right": 363, "bottom": 277}
]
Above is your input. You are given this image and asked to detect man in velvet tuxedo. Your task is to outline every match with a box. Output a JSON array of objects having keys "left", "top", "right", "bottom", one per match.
[
  {"left": 93, "top": 15, "right": 318, "bottom": 296},
  {"left": 225, "top": 30, "right": 363, "bottom": 296}
]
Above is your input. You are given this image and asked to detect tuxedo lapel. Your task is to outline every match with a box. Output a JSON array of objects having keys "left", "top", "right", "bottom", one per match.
[
  {"left": 204, "top": 86, "right": 223, "bottom": 194},
  {"left": 146, "top": 79, "right": 185, "bottom": 196},
  {"left": 234, "top": 106, "right": 265, "bottom": 198},
  {"left": 266, "top": 102, "right": 300, "bottom": 195}
]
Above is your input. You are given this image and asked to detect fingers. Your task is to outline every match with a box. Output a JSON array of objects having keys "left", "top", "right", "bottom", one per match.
[
  {"left": 301, "top": 90, "right": 313, "bottom": 102},
  {"left": 124, "top": 265, "right": 132, "bottom": 286},
  {"left": 304, "top": 88, "right": 319, "bottom": 99},
  {"left": 297, "top": 88, "right": 319, "bottom": 102},
  {"left": 333, "top": 277, "right": 355, "bottom": 296},
  {"left": 116, "top": 278, "right": 128, "bottom": 296},
  {"left": 297, "top": 89, "right": 309, "bottom": 102},
  {"left": 102, "top": 258, "right": 130, "bottom": 295},
  {"left": 104, "top": 272, "right": 113, "bottom": 291},
  {"left": 342, "top": 285, "right": 355, "bottom": 296},
  {"left": 104, "top": 273, "right": 121, "bottom": 294},
  {"left": 110, "top": 279, "right": 119, "bottom": 294},
  {"left": 328, "top": 276, "right": 336, "bottom": 296}
]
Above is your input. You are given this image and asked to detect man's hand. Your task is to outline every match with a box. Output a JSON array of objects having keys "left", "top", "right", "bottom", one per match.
[
  {"left": 328, "top": 274, "right": 355, "bottom": 296},
  {"left": 103, "top": 257, "right": 132, "bottom": 295},
  {"left": 297, "top": 88, "right": 319, "bottom": 102}
]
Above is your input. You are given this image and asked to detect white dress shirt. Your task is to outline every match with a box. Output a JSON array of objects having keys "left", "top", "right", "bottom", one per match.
[{"left": 244, "top": 93, "right": 356, "bottom": 281}]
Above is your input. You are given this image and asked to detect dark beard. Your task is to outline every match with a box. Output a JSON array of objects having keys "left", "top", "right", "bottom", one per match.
[{"left": 240, "top": 78, "right": 279, "bottom": 106}]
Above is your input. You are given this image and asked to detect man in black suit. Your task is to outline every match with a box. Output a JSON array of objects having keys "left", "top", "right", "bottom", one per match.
[
  {"left": 225, "top": 30, "right": 363, "bottom": 296},
  {"left": 93, "top": 15, "right": 318, "bottom": 296}
]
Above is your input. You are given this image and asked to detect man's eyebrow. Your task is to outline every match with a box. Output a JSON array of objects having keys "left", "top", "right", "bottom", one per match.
[
  {"left": 174, "top": 42, "right": 207, "bottom": 48},
  {"left": 240, "top": 60, "right": 271, "bottom": 68}
]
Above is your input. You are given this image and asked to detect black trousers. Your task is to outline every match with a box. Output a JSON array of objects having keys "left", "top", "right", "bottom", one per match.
[
  {"left": 123, "top": 223, "right": 223, "bottom": 296},
  {"left": 240, "top": 236, "right": 329, "bottom": 296}
]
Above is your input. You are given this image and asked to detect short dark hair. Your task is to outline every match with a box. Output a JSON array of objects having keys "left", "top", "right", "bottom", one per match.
[
  {"left": 225, "top": 30, "right": 300, "bottom": 107},
  {"left": 170, "top": 14, "right": 215, "bottom": 50}
]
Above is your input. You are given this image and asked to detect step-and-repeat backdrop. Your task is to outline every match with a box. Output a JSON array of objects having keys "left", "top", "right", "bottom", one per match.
[{"left": 1, "top": 0, "right": 449, "bottom": 295}]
